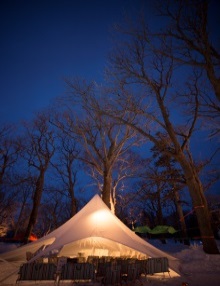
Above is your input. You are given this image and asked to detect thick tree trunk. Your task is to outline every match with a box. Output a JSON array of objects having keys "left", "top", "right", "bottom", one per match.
[
  {"left": 174, "top": 190, "right": 190, "bottom": 245},
  {"left": 0, "top": 155, "right": 8, "bottom": 186},
  {"left": 71, "top": 195, "right": 77, "bottom": 217},
  {"left": 178, "top": 153, "right": 219, "bottom": 254},
  {"left": 157, "top": 192, "right": 163, "bottom": 225},
  {"left": 67, "top": 163, "right": 77, "bottom": 217},
  {"left": 69, "top": 178, "right": 77, "bottom": 217},
  {"left": 14, "top": 198, "right": 27, "bottom": 238},
  {"left": 102, "top": 169, "right": 112, "bottom": 210},
  {"left": 24, "top": 171, "right": 45, "bottom": 244}
]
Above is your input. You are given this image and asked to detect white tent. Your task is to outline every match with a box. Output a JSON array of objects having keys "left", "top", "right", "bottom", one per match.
[{"left": 0, "top": 194, "right": 179, "bottom": 272}]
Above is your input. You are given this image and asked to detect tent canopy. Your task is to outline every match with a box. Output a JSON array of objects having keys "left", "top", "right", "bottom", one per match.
[
  {"left": 150, "top": 225, "right": 177, "bottom": 235},
  {"left": 133, "top": 225, "right": 178, "bottom": 235},
  {"left": 0, "top": 194, "right": 178, "bottom": 270},
  {"left": 133, "top": 225, "right": 152, "bottom": 234}
]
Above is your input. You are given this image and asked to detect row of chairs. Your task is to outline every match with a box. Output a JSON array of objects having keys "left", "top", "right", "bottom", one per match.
[
  {"left": 17, "top": 262, "right": 95, "bottom": 284},
  {"left": 59, "top": 260, "right": 142, "bottom": 285},
  {"left": 87, "top": 255, "right": 170, "bottom": 276},
  {"left": 16, "top": 256, "right": 170, "bottom": 285},
  {"left": 96, "top": 256, "right": 170, "bottom": 285},
  {"left": 17, "top": 262, "right": 57, "bottom": 282}
]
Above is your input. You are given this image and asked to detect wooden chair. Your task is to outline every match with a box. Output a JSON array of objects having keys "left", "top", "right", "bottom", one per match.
[
  {"left": 17, "top": 263, "right": 34, "bottom": 283},
  {"left": 59, "top": 262, "right": 96, "bottom": 284},
  {"left": 34, "top": 263, "right": 56, "bottom": 280},
  {"left": 146, "top": 257, "right": 170, "bottom": 277},
  {"left": 72, "top": 263, "right": 84, "bottom": 281},
  {"left": 83, "top": 263, "right": 96, "bottom": 281},
  {"left": 87, "top": 255, "right": 100, "bottom": 271},
  {"left": 60, "top": 262, "right": 74, "bottom": 280},
  {"left": 102, "top": 264, "right": 122, "bottom": 286},
  {"left": 122, "top": 262, "right": 142, "bottom": 285},
  {"left": 97, "top": 261, "right": 111, "bottom": 278},
  {"left": 139, "top": 259, "right": 148, "bottom": 277}
]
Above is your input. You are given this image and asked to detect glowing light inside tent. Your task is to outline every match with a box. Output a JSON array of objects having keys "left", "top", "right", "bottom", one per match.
[{"left": 91, "top": 209, "right": 109, "bottom": 223}]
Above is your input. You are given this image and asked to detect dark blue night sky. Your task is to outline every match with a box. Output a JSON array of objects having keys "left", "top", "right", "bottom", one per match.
[
  {"left": 0, "top": 0, "right": 219, "bottom": 196},
  {"left": 0, "top": 0, "right": 146, "bottom": 124}
]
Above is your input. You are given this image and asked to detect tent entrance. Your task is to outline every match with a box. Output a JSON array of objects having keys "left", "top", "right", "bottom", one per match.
[{"left": 58, "top": 236, "right": 148, "bottom": 259}]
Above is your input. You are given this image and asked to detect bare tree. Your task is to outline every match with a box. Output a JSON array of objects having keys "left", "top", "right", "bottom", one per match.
[
  {"left": 0, "top": 189, "right": 17, "bottom": 234},
  {"left": 0, "top": 124, "right": 19, "bottom": 187},
  {"left": 89, "top": 149, "right": 143, "bottom": 216},
  {"left": 101, "top": 16, "right": 219, "bottom": 253},
  {"left": 156, "top": 0, "right": 220, "bottom": 101},
  {"left": 52, "top": 133, "right": 80, "bottom": 217},
  {"left": 136, "top": 158, "right": 176, "bottom": 225},
  {"left": 20, "top": 112, "right": 56, "bottom": 243},
  {"left": 149, "top": 145, "right": 190, "bottom": 244},
  {"left": 12, "top": 175, "right": 34, "bottom": 238},
  {"left": 155, "top": 0, "right": 220, "bottom": 137},
  {"left": 35, "top": 186, "right": 70, "bottom": 236},
  {"left": 0, "top": 124, "right": 20, "bottom": 233},
  {"left": 70, "top": 112, "right": 137, "bottom": 212},
  {"left": 56, "top": 81, "right": 141, "bottom": 212}
]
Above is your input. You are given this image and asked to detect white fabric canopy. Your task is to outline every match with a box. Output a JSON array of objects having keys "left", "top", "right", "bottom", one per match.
[{"left": 0, "top": 194, "right": 178, "bottom": 271}]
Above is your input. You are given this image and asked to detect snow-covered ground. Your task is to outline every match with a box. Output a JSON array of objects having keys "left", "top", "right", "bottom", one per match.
[
  {"left": 149, "top": 239, "right": 220, "bottom": 285},
  {"left": 0, "top": 239, "right": 220, "bottom": 285}
]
